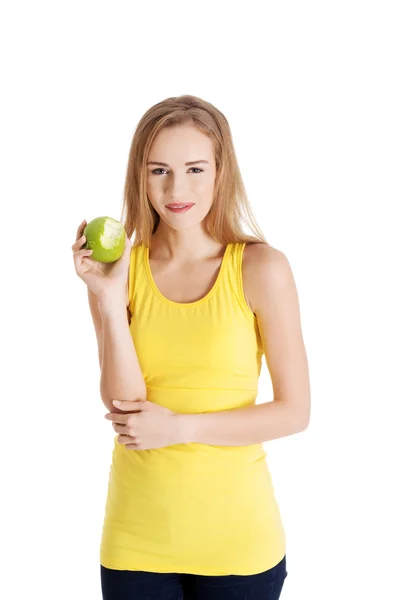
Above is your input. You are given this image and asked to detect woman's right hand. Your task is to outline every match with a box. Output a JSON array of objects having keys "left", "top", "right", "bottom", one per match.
[{"left": 72, "top": 219, "right": 132, "bottom": 300}]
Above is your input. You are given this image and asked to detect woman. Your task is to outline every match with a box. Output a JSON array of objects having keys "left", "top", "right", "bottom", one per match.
[{"left": 72, "top": 95, "right": 310, "bottom": 599}]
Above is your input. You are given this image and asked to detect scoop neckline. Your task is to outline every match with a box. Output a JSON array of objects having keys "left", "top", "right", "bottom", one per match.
[{"left": 144, "top": 243, "right": 232, "bottom": 307}]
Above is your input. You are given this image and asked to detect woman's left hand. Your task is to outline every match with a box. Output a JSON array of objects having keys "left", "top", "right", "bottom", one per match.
[{"left": 104, "top": 399, "right": 187, "bottom": 450}]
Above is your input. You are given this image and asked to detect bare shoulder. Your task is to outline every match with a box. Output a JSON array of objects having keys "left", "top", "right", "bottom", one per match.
[{"left": 242, "top": 241, "right": 294, "bottom": 313}]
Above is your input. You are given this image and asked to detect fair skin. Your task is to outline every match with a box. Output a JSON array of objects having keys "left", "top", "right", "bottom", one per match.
[
  {"left": 72, "top": 225, "right": 146, "bottom": 413},
  {"left": 145, "top": 123, "right": 227, "bottom": 274},
  {"left": 74, "top": 122, "right": 310, "bottom": 448}
]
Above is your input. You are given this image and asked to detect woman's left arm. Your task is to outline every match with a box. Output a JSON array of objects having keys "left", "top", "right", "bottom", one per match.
[{"left": 179, "top": 244, "right": 311, "bottom": 446}]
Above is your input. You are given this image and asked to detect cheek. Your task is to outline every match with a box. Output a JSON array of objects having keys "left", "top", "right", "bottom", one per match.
[
  {"left": 195, "top": 175, "right": 215, "bottom": 192},
  {"left": 146, "top": 183, "right": 161, "bottom": 205},
  {"left": 200, "top": 182, "right": 215, "bottom": 202}
]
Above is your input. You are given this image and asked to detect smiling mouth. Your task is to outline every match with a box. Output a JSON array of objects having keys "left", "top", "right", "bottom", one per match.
[{"left": 165, "top": 203, "right": 195, "bottom": 212}]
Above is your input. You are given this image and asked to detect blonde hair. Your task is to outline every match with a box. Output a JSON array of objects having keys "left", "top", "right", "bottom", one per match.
[{"left": 120, "top": 95, "right": 268, "bottom": 248}]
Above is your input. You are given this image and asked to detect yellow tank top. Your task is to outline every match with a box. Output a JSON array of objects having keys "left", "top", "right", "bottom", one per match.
[{"left": 99, "top": 241, "right": 286, "bottom": 576}]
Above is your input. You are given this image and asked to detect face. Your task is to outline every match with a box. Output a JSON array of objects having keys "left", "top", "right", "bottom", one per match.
[{"left": 146, "top": 124, "right": 217, "bottom": 232}]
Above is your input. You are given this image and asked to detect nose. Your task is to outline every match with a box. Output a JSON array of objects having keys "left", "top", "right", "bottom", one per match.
[{"left": 165, "top": 172, "right": 191, "bottom": 201}]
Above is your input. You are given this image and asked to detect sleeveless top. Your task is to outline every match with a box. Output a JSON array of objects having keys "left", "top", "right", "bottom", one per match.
[{"left": 99, "top": 241, "right": 286, "bottom": 576}]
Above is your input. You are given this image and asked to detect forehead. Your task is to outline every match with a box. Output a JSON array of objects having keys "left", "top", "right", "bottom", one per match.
[{"left": 149, "top": 124, "right": 214, "bottom": 161}]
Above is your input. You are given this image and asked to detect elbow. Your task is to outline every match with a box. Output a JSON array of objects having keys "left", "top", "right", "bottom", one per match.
[
  {"left": 289, "top": 395, "right": 311, "bottom": 432},
  {"left": 100, "top": 384, "right": 147, "bottom": 413},
  {"left": 277, "top": 397, "right": 310, "bottom": 432},
  {"left": 297, "top": 412, "right": 310, "bottom": 432}
]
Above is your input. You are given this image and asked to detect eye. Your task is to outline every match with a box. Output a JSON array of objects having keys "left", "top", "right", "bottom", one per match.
[{"left": 151, "top": 167, "right": 204, "bottom": 175}]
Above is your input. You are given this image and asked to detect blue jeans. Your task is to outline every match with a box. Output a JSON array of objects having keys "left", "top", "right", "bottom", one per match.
[{"left": 100, "top": 555, "right": 287, "bottom": 599}]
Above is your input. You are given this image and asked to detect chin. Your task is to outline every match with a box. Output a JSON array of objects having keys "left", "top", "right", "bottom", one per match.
[{"left": 165, "top": 221, "right": 199, "bottom": 232}]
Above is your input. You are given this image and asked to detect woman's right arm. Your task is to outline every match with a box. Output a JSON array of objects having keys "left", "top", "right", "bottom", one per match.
[
  {"left": 73, "top": 219, "right": 145, "bottom": 413},
  {"left": 88, "top": 288, "right": 103, "bottom": 368},
  {"left": 87, "top": 287, "right": 147, "bottom": 413}
]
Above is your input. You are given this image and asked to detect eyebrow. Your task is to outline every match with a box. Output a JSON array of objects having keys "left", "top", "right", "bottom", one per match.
[{"left": 147, "top": 160, "right": 210, "bottom": 167}]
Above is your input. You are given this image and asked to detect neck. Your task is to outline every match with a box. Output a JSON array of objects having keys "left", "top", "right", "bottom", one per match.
[{"left": 150, "top": 224, "right": 225, "bottom": 263}]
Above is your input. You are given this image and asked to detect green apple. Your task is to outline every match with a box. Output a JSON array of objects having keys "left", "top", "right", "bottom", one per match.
[{"left": 83, "top": 216, "right": 126, "bottom": 263}]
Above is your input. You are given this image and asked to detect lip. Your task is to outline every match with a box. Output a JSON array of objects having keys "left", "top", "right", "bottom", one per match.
[{"left": 165, "top": 203, "right": 195, "bottom": 213}]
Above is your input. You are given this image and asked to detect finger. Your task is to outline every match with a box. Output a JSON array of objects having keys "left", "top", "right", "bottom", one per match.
[
  {"left": 71, "top": 234, "right": 88, "bottom": 253},
  {"left": 112, "top": 423, "right": 136, "bottom": 439},
  {"left": 73, "top": 249, "right": 93, "bottom": 271},
  {"left": 118, "top": 434, "right": 137, "bottom": 445},
  {"left": 71, "top": 219, "right": 88, "bottom": 252},
  {"left": 111, "top": 423, "right": 128, "bottom": 434},
  {"left": 75, "top": 219, "right": 87, "bottom": 241},
  {"left": 74, "top": 248, "right": 93, "bottom": 258},
  {"left": 104, "top": 413, "right": 129, "bottom": 425},
  {"left": 112, "top": 399, "right": 145, "bottom": 410}
]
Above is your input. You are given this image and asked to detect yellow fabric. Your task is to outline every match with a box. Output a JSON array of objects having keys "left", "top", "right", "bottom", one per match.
[{"left": 99, "top": 242, "right": 286, "bottom": 575}]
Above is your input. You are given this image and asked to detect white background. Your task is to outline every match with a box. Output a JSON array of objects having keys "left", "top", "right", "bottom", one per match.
[{"left": 1, "top": 1, "right": 399, "bottom": 598}]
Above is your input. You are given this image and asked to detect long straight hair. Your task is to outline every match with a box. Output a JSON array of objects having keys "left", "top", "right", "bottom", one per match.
[{"left": 120, "top": 95, "right": 268, "bottom": 248}]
